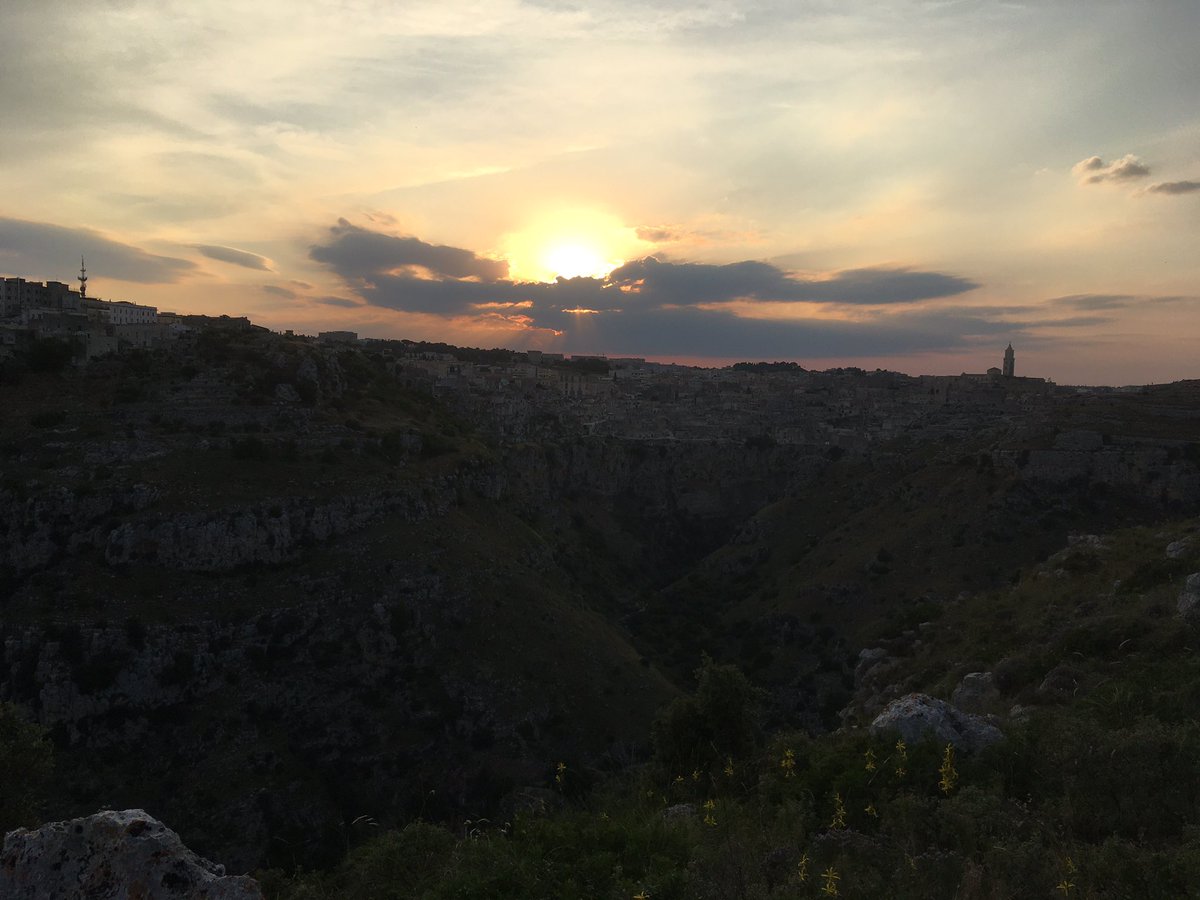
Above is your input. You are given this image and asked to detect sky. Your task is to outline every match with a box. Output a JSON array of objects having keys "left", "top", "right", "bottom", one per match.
[{"left": 1, "top": 0, "right": 1198, "bottom": 385}]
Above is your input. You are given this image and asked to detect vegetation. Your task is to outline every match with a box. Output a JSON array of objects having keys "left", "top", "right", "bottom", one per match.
[
  {"left": 0, "top": 703, "right": 53, "bottom": 832},
  {"left": 5, "top": 326, "right": 1200, "bottom": 897},
  {"left": 263, "top": 521, "right": 1200, "bottom": 898}
]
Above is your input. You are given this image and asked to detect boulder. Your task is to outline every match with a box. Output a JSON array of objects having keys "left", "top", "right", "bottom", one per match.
[
  {"left": 870, "top": 693, "right": 1003, "bottom": 752},
  {"left": 1178, "top": 572, "right": 1200, "bottom": 620},
  {"left": 951, "top": 672, "right": 1000, "bottom": 714},
  {"left": 1166, "top": 539, "right": 1193, "bottom": 560},
  {"left": 0, "top": 809, "right": 262, "bottom": 900},
  {"left": 854, "top": 647, "right": 889, "bottom": 683}
]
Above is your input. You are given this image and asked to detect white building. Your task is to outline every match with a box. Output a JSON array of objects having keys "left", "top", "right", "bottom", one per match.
[{"left": 106, "top": 300, "right": 159, "bottom": 326}]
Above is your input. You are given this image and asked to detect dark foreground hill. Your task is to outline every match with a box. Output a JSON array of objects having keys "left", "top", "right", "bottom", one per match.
[{"left": 3, "top": 325, "right": 1200, "bottom": 892}]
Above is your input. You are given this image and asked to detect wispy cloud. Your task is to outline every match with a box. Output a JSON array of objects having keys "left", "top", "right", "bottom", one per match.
[
  {"left": 196, "top": 245, "right": 272, "bottom": 271},
  {"left": 1145, "top": 180, "right": 1200, "bottom": 196},
  {"left": 1051, "top": 293, "right": 1192, "bottom": 311},
  {"left": 635, "top": 225, "right": 681, "bottom": 243}
]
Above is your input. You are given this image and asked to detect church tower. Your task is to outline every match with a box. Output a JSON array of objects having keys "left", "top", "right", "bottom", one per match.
[{"left": 1003, "top": 343, "right": 1014, "bottom": 378}]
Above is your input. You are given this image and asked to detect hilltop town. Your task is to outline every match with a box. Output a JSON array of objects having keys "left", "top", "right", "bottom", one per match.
[
  {"left": 3, "top": 268, "right": 1070, "bottom": 457},
  {"left": 0, "top": 266, "right": 249, "bottom": 361}
]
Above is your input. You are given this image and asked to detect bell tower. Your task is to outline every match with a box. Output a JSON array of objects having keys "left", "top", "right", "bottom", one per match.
[{"left": 1003, "top": 343, "right": 1014, "bottom": 378}]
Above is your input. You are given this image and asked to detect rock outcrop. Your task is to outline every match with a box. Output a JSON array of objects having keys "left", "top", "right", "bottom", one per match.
[
  {"left": 1178, "top": 573, "right": 1200, "bottom": 620},
  {"left": 951, "top": 671, "right": 1000, "bottom": 715},
  {"left": 870, "top": 692, "right": 1003, "bottom": 751},
  {"left": 0, "top": 809, "right": 262, "bottom": 899},
  {"left": 1167, "top": 538, "right": 1193, "bottom": 560}
]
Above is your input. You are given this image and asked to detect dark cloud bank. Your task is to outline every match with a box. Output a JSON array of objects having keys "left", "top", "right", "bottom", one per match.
[
  {"left": 0, "top": 217, "right": 193, "bottom": 283},
  {"left": 308, "top": 220, "right": 1111, "bottom": 358}
]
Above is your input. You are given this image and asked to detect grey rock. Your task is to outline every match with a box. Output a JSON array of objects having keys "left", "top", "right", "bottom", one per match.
[
  {"left": 1179, "top": 573, "right": 1200, "bottom": 620},
  {"left": 1166, "top": 538, "right": 1193, "bottom": 560},
  {"left": 662, "top": 803, "right": 698, "bottom": 821},
  {"left": 951, "top": 671, "right": 1000, "bottom": 714},
  {"left": 854, "top": 647, "right": 889, "bottom": 681},
  {"left": 1008, "top": 704, "right": 1032, "bottom": 724},
  {"left": 273, "top": 382, "right": 301, "bottom": 403},
  {"left": 870, "top": 692, "right": 1003, "bottom": 751},
  {"left": 0, "top": 809, "right": 262, "bottom": 899}
]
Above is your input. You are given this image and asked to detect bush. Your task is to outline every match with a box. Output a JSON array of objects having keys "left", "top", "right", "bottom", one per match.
[
  {"left": 652, "top": 658, "right": 764, "bottom": 775},
  {"left": 25, "top": 337, "right": 78, "bottom": 373},
  {"left": 0, "top": 703, "right": 53, "bottom": 831}
]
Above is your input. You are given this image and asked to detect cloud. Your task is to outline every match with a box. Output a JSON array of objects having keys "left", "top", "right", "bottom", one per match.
[
  {"left": 0, "top": 217, "right": 194, "bottom": 284},
  {"left": 636, "top": 225, "right": 681, "bottom": 243},
  {"left": 310, "top": 222, "right": 978, "bottom": 321},
  {"left": 316, "top": 296, "right": 363, "bottom": 308},
  {"left": 310, "top": 218, "right": 509, "bottom": 283},
  {"left": 261, "top": 284, "right": 297, "bottom": 298},
  {"left": 1073, "top": 154, "right": 1151, "bottom": 184},
  {"left": 1052, "top": 293, "right": 1191, "bottom": 311},
  {"left": 308, "top": 220, "right": 997, "bottom": 358},
  {"left": 606, "top": 257, "right": 979, "bottom": 306},
  {"left": 196, "top": 245, "right": 272, "bottom": 271},
  {"left": 1145, "top": 180, "right": 1200, "bottom": 195},
  {"left": 1032, "top": 315, "right": 1112, "bottom": 328},
  {"left": 1051, "top": 293, "right": 1137, "bottom": 310}
]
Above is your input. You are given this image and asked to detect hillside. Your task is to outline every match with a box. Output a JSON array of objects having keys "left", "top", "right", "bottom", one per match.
[
  {"left": 266, "top": 515, "right": 1200, "bottom": 899},
  {"left": 3, "top": 326, "right": 1200, "bottom": 892}
]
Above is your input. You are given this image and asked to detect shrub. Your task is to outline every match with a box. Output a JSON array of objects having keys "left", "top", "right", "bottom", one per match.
[
  {"left": 0, "top": 703, "right": 53, "bottom": 831},
  {"left": 652, "top": 658, "right": 764, "bottom": 775}
]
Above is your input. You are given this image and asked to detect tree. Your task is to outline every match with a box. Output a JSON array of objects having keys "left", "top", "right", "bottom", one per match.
[{"left": 652, "top": 657, "right": 764, "bottom": 774}]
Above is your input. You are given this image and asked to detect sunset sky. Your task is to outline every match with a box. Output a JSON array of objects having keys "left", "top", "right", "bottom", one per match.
[{"left": 1, "top": 0, "right": 1198, "bottom": 384}]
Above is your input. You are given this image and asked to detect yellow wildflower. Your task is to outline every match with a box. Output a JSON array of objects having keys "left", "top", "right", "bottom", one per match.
[
  {"left": 865, "top": 803, "right": 878, "bottom": 818},
  {"left": 796, "top": 853, "right": 810, "bottom": 883},
  {"left": 938, "top": 743, "right": 958, "bottom": 795},
  {"left": 554, "top": 761, "right": 566, "bottom": 786},
  {"left": 780, "top": 748, "right": 796, "bottom": 777},
  {"left": 864, "top": 748, "right": 877, "bottom": 772},
  {"left": 724, "top": 757, "right": 734, "bottom": 777},
  {"left": 1056, "top": 879, "right": 1074, "bottom": 895},
  {"left": 821, "top": 866, "right": 840, "bottom": 896},
  {"left": 830, "top": 792, "right": 847, "bottom": 829}
]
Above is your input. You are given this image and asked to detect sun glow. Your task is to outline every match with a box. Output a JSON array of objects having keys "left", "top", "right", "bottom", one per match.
[
  {"left": 541, "top": 242, "right": 610, "bottom": 280},
  {"left": 500, "top": 208, "right": 643, "bottom": 283}
]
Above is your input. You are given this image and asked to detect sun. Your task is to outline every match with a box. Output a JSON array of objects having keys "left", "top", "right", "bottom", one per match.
[
  {"left": 541, "top": 242, "right": 610, "bottom": 280},
  {"left": 499, "top": 208, "right": 640, "bottom": 283}
]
